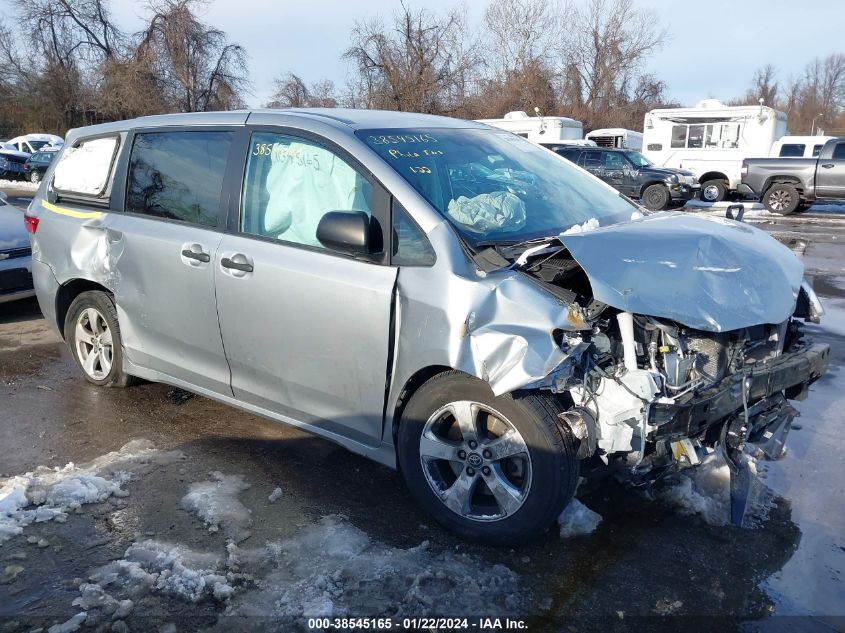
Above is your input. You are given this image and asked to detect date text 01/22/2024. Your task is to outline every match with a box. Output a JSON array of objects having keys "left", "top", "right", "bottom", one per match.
[{"left": 306, "top": 617, "right": 528, "bottom": 630}]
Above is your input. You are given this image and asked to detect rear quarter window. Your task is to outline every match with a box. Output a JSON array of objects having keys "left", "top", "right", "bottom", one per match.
[{"left": 52, "top": 136, "right": 120, "bottom": 197}]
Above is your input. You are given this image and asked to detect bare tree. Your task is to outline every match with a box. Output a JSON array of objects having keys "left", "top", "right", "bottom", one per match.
[
  {"left": 483, "top": 0, "right": 564, "bottom": 76},
  {"left": 136, "top": 0, "right": 248, "bottom": 112},
  {"left": 343, "top": 2, "right": 479, "bottom": 114},
  {"left": 266, "top": 73, "right": 337, "bottom": 108},
  {"left": 558, "top": 0, "right": 668, "bottom": 129}
]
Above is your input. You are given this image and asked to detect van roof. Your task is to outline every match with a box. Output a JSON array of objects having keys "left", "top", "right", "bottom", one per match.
[{"left": 65, "top": 108, "right": 487, "bottom": 142}]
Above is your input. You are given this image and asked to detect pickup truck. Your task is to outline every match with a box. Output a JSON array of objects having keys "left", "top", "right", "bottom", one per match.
[{"left": 741, "top": 137, "right": 845, "bottom": 214}]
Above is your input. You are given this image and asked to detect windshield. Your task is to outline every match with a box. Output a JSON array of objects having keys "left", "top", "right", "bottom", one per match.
[
  {"left": 624, "top": 151, "right": 652, "bottom": 168},
  {"left": 358, "top": 127, "right": 635, "bottom": 246}
]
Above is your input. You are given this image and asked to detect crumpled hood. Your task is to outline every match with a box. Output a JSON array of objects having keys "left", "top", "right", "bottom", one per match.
[{"left": 558, "top": 213, "right": 804, "bottom": 332}]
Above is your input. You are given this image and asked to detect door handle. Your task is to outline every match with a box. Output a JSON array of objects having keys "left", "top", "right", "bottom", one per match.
[
  {"left": 821, "top": 163, "right": 834, "bottom": 168},
  {"left": 221, "top": 257, "right": 254, "bottom": 273},
  {"left": 181, "top": 249, "right": 210, "bottom": 263}
]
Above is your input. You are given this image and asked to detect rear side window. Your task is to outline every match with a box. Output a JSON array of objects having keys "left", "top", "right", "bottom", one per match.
[
  {"left": 812, "top": 144, "right": 824, "bottom": 157},
  {"left": 779, "top": 144, "right": 805, "bottom": 157},
  {"left": 833, "top": 143, "right": 845, "bottom": 160},
  {"left": 52, "top": 136, "right": 119, "bottom": 197},
  {"left": 670, "top": 125, "right": 687, "bottom": 148},
  {"left": 126, "top": 131, "right": 232, "bottom": 227}
]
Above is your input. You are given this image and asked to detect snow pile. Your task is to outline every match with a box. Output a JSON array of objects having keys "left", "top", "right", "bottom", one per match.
[
  {"left": 268, "top": 487, "right": 283, "bottom": 503},
  {"left": 658, "top": 449, "right": 774, "bottom": 527},
  {"left": 226, "top": 515, "right": 522, "bottom": 619},
  {"left": 0, "top": 439, "right": 184, "bottom": 543},
  {"left": 88, "top": 540, "right": 236, "bottom": 603},
  {"left": 558, "top": 498, "right": 603, "bottom": 538},
  {"left": 47, "top": 611, "right": 87, "bottom": 633},
  {"left": 181, "top": 472, "right": 252, "bottom": 542},
  {"left": 0, "top": 179, "right": 38, "bottom": 191},
  {"left": 561, "top": 217, "right": 600, "bottom": 235}
]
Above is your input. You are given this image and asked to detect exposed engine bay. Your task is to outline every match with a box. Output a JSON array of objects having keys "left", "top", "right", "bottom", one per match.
[{"left": 484, "top": 235, "right": 830, "bottom": 525}]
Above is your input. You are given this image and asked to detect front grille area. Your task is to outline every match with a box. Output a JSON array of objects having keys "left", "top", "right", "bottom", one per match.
[
  {"left": 0, "top": 247, "right": 32, "bottom": 260},
  {"left": 0, "top": 267, "right": 33, "bottom": 294}
]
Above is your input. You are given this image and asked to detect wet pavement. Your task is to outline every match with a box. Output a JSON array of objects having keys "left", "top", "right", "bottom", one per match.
[{"left": 1, "top": 192, "right": 844, "bottom": 632}]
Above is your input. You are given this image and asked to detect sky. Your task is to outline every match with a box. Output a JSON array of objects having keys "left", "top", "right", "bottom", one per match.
[{"left": 109, "top": 0, "right": 845, "bottom": 111}]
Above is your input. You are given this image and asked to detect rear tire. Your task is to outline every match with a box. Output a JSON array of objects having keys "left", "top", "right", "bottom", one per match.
[
  {"left": 397, "top": 371, "right": 579, "bottom": 544},
  {"left": 642, "top": 184, "right": 671, "bottom": 210},
  {"left": 762, "top": 183, "right": 801, "bottom": 215},
  {"left": 700, "top": 179, "right": 728, "bottom": 202},
  {"left": 65, "top": 291, "right": 133, "bottom": 388}
]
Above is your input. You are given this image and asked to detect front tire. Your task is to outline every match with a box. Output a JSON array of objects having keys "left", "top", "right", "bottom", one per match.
[
  {"left": 762, "top": 183, "right": 801, "bottom": 215},
  {"left": 700, "top": 179, "right": 728, "bottom": 202},
  {"left": 642, "top": 184, "right": 671, "bottom": 210},
  {"left": 397, "top": 371, "right": 579, "bottom": 544},
  {"left": 29, "top": 170, "right": 41, "bottom": 184},
  {"left": 65, "top": 291, "right": 133, "bottom": 387}
]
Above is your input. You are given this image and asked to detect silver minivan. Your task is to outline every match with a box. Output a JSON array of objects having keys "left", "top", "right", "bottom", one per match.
[{"left": 27, "top": 109, "right": 829, "bottom": 543}]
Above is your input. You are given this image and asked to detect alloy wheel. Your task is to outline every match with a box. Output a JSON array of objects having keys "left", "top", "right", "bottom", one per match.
[
  {"left": 419, "top": 400, "right": 532, "bottom": 522},
  {"left": 702, "top": 184, "right": 719, "bottom": 201},
  {"left": 768, "top": 189, "right": 791, "bottom": 212},
  {"left": 74, "top": 307, "right": 113, "bottom": 380}
]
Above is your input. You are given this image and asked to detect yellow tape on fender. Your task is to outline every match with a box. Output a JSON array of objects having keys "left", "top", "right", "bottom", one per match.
[{"left": 41, "top": 199, "right": 103, "bottom": 219}]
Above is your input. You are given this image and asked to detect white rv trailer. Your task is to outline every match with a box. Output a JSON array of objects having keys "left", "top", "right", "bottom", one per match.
[
  {"left": 585, "top": 128, "right": 643, "bottom": 150},
  {"left": 642, "top": 99, "right": 788, "bottom": 201},
  {"left": 477, "top": 111, "right": 583, "bottom": 144}
]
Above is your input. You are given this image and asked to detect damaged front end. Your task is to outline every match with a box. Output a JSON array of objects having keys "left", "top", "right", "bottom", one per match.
[{"left": 480, "top": 213, "right": 831, "bottom": 525}]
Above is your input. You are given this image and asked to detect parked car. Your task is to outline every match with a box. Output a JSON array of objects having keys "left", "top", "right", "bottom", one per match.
[
  {"left": 23, "top": 149, "right": 57, "bottom": 183},
  {"left": 0, "top": 192, "right": 35, "bottom": 303},
  {"left": 740, "top": 137, "right": 845, "bottom": 214},
  {"left": 0, "top": 147, "right": 29, "bottom": 179},
  {"left": 6, "top": 133, "right": 63, "bottom": 154},
  {"left": 551, "top": 146, "right": 699, "bottom": 209},
  {"left": 27, "top": 110, "right": 829, "bottom": 543}
]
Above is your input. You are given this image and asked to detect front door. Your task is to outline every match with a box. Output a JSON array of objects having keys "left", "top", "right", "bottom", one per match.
[
  {"left": 816, "top": 141, "right": 845, "bottom": 198},
  {"left": 214, "top": 130, "right": 397, "bottom": 445}
]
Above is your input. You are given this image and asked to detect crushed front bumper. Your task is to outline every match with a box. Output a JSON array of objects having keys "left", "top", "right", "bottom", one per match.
[{"left": 649, "top": 342, "right": 830, "bottom": 441}]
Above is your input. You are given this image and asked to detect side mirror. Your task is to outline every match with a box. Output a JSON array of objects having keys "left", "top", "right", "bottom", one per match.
[
  {"left": 316, "top": 211, "right": 371, "bottom": 254},
  {"left": 725, "top": 204, "right": 745, "bottom": 222}
]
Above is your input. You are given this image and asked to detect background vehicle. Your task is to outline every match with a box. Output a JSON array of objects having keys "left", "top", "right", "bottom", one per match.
[
  {"left": 23, "top": 149, "right": 57, "bottom": 183},
  {"left": 741, "top": 137, "right": 845, "bottom": 214},
  {"left": 769, "top": 135, "right": 834, "bottom": 158},
  {"left": 585, "top": 128, "right": 643, "bottom": 150},
  {"left": 6, "top": 133, "right": 63, "bottom": 154},
  {"left": 642, "top": 99, "right": 788, "bottom": 202},
  {"left": 552, "top": 146, "right": 698, "bottom": 209},
  {"left": 477, "top": 110, "right": 583, "bottom": 143},
  {"left": 0, "top": 192, "right": 35, "bottom": 303},
  {"left": 0, "top": 147, "right": 29, "bottom": 179}
]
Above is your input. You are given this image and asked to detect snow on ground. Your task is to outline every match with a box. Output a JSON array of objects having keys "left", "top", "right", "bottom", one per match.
[
  {"left": 558, "top": 498, "right": 602, "bottom": 538},
  {"left": 0, "top": 179, "right": 38, "bottom": 191},
  {"left": 224, "top": 515, "right": 522, "bottom": 620},
  {"left": 656, "top": 449, "right": 774, "bottom": 528},
  {"left": 181, "top": 471, "right": 252, "bottom": 542},
  {"left": 0, "top": 439, "right": 184, "bottom": 543},
  {"left": 64, "top": 515, "right": 523, "bottom": 627}
]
